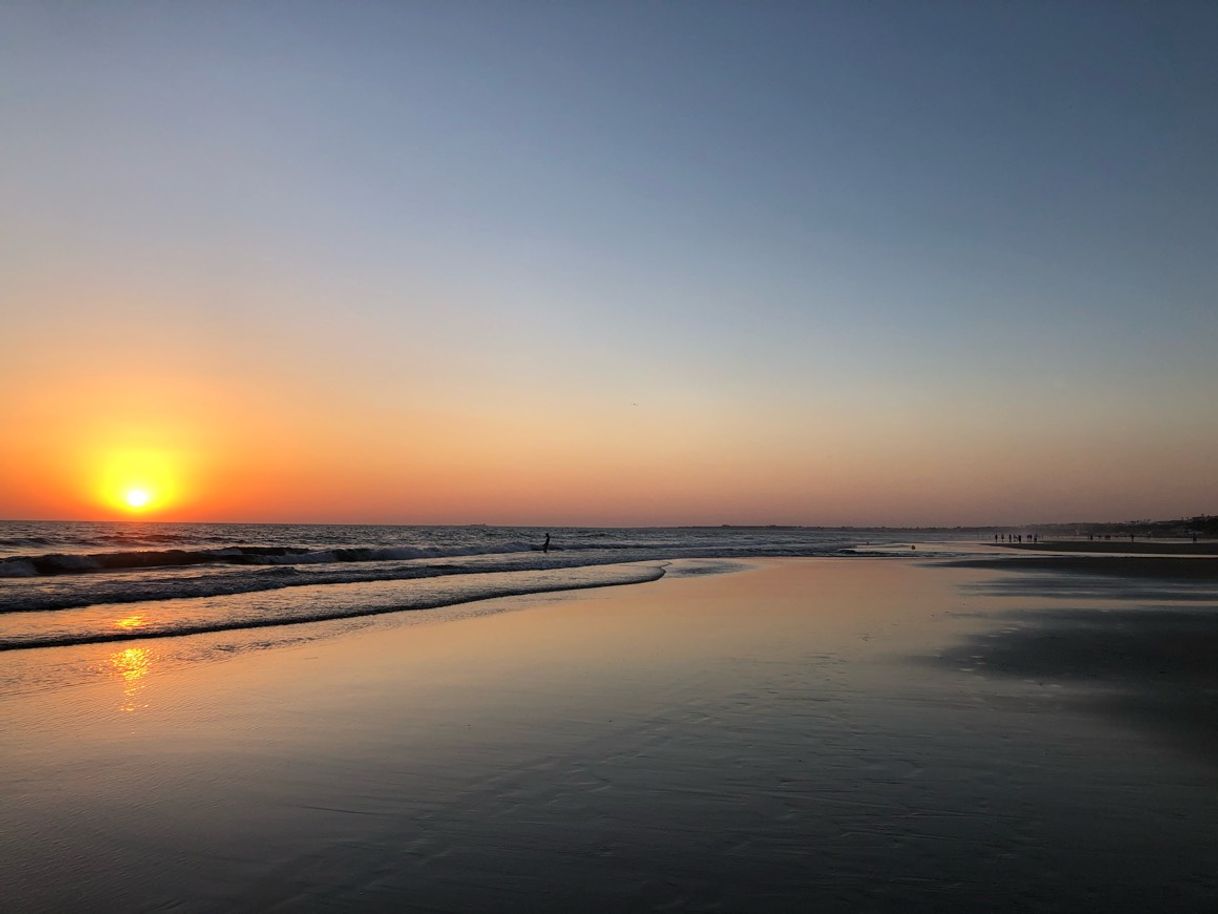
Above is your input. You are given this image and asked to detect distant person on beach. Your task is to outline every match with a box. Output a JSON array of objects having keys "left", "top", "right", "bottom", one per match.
[{"left": 543, "top": 533, "right": 551, "bottom": 554}]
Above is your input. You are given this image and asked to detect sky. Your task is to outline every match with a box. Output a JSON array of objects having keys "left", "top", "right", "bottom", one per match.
[{"left": 2, "top": 1, "right": 1215, "bottom": 526}]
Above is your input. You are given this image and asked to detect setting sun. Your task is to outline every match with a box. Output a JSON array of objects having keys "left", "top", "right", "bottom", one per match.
[
  {"left": 123, "top": 487, "right": 152, "bottom": 510},
  {"left": 91, "top": 447, "right": 185, "bottom": 517}
]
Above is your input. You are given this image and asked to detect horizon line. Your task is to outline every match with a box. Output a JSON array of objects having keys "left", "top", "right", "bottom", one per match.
[{"left": 2, "top": 516, "right": 1213, "bottom": 531}]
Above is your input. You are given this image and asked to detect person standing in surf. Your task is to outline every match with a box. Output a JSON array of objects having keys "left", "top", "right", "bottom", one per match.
[{"left": 543, "top": 533, "right": 551, "bottom": 554}]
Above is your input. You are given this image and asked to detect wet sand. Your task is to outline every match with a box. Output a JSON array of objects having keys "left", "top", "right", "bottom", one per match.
[
  {"left": 2, "top": 557, "right": 1217, "bottom": 911},
  {"left": 1000, "top": 540, "right": 1218, "bottom": 556},
  {"left": 954, "top": 553, "right": 1218, "bottom": 581}
]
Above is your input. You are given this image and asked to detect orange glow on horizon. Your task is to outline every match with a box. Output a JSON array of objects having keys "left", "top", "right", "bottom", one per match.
[
  {"left": 94, "top": 447, "right": 187, "bottom": 517},
  {"left": 1, "top": 364, "right": 1213, "bottom": 526}
]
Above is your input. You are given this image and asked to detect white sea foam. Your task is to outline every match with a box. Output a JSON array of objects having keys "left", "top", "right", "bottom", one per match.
[{"left": 0, "top": 562, "right": 670, "bottom": 650}]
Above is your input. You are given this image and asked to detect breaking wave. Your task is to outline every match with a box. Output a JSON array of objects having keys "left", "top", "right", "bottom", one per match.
[
  {"left": 0, "top": 541, "right": 537, "bottom": 576},
  {"left": 0, "top": 563, "right": 669, "bottom": 650}
]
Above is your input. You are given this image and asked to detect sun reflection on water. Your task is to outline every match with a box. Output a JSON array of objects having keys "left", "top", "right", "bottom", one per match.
[
  {"left": 115, "top": 614, "right": 145, "bottom": 630},
  {"left": 109, "top": 646, "right": 152, "bottom": 712}
]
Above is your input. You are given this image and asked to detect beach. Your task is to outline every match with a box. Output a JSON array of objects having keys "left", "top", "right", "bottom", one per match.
[
  {"left": 7, "top": 2, "right": 1217, "bottom": 910},
  {"left": 3, "top": 553, "right": 1217, "bottom": 911}
]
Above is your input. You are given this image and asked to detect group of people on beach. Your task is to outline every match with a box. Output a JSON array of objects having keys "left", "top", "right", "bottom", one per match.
[{"left": 995, "top": 533, "right": 1037, "bottom": 544}]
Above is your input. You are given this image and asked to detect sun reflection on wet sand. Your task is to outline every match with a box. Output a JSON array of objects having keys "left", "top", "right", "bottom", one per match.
[
  {"left": 109, "top": 646, "right": 152, "bottom": 712},
  {"left": 115, "top": 614, "right": 145, "bottom": 630}
]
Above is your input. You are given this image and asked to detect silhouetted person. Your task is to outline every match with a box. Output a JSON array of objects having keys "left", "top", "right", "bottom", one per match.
[{"left": 543, "top": 532, "right": 551, "bottom": 554}]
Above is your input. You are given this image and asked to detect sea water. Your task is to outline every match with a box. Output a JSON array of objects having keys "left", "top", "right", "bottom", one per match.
[{"left": 0, "top": 520, "right": 973, "bottom": 652}]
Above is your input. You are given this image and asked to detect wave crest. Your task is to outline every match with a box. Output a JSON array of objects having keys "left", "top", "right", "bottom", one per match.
[
  {"left": 0, "top": 541, "right": 538, "bottom": 577},
  {"left": 0, "top": 563, "right": 668, "bottom": 650}
]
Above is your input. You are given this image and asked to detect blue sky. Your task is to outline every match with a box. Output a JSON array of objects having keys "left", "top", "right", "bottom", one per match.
[{"left": 2, "top": 1, "right": 1215, "bottom": 523}]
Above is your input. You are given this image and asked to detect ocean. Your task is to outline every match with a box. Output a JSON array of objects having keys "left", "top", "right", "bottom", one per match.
[{"left": 0, "top": 520, "right": 971, "bottom": 656}]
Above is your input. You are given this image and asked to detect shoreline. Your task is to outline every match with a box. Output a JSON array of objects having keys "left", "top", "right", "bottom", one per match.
[
  {"left": 0, "top": 561, "right": 671, "bottom": 652},
  {"left": 997, "top": 539, "right": 1218, "bottom": 555},
  {"left": 949, "top": 553, "right": 1218, "bottom": 580}
]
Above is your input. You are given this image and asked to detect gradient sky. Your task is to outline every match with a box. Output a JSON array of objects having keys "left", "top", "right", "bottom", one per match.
[{"left": 2, "top": 1, "right": 1216, "bottom": 525}]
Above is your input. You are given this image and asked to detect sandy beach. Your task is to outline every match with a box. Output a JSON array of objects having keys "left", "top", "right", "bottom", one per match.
[
  {"left": 2, "top": 554, "right": 1217, "bottom": 911},
  {"left": 1001, "top": 540, "right": 1218, "bottom": 556}
]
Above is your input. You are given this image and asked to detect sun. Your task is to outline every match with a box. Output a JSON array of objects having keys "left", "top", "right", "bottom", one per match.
[
  {"left": 94, "top": 447, "right": 181, "bottom": 516},
  {"left": 123, "top": 487, "right": 153, "bottom": 510}
]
